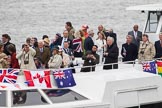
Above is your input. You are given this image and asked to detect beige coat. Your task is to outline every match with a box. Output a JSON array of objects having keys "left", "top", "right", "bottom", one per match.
[
  {"left": 48, "top": 54, "right": 62, "bottom": 69},
  {"left": 16, "top": 47, "right": 36, "bottom": 70},
  {"left": 138, "top": 41, "right": 155, "bottom": 63}
]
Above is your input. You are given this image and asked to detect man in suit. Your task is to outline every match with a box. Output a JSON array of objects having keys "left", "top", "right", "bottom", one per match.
[
  {"left": 128, "top": 25, "right": 142, "bottom": 47},
  {"left": 155, "top": 33, "right": 162, "bottom": 58},
  {"left": 35, "top": 40, "right": 50, "bottom": 68},
  {"left": 84, "top": 30, "right": 95, "bottom": 52},
  {"left": 121, "top": 35, "right": 138, "bottom": 63},
  {"left": 63, "top": 41, "right": 75, "bottom": 73},
  {"left": 59, "top": 30, "right": 73, "bottom": 49}
]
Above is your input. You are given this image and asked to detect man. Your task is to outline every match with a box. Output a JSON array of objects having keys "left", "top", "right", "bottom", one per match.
[
  {"left": 2, "top": 34, "right": 15, "bottom": 56},
  {"left": 35, "top": 40, "right": 50, "bottom": 68},
  {"left": 103, "top": 37, "right": 119, "bottom": 70},
  {"left": 155, "top": 33, "right": 162, "bottom": 58},
  {"left": 65, "top": 22, "right": 75, "bottom": 40},
  {"left": 128, "top": 24, "right": 142, "bottom": 47},
  {"left": 59, "top": 30, "right": 73, "bottom": 49},
  {"left": 81, "top": 45, "right": 99, "bottom": 72},
  {"left": 63, "top": 41, "right": 75, "bottom": 73},
  {"left": 48, "top": 47, "right": 62, "bottom": 69},
  {"left": 84, "top": 30, "right": 95, "bottom": 52},
  {"left": 121, "top": 35, "right": 138, "bottom": 63}
]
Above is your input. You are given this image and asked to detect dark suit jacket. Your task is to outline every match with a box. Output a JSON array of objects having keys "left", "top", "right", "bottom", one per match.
[
  {"left": 121, "top": 43, "right": 138, "bottom": 62},
  {"left": 155, "top": 40, "right": 162, "bottom": 58},
  {"left": 58, "top": 37, "right": 73, "bottom": 49},
  {"left": 84, "top": 36, "right": 94, "bottom": 52},
  {"left": 103, "top": 44, "right": 119, "bottom": 70},
  {"left": 35, "top": 47, "right": 50, "bottom": 68},
  {"left": 128, "top": 30, "right": 142, "bottom": 47}
]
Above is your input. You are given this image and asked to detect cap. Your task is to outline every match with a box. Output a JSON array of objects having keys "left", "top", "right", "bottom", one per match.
[
  {"left": 81, "top": 24, "right": 89, "bottom": 30},
  {"left": 43, "top": 38, "right": 50, "bottom": 44}
]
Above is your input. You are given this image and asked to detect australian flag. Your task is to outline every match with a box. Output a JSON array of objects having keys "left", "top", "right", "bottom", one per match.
[
  {"left": 53, "top": 69, "right": 76, "bottom": 88},
  {"left": 142, "top": 61, "right": 156, "bottom": 74}
]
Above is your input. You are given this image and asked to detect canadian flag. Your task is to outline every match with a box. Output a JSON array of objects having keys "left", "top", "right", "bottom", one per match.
[{"left": 24, "top": 70, "right": 52, "bottom": 88}]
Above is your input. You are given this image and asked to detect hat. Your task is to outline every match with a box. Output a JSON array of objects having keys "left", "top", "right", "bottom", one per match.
[
  {"left": 81, "top": 24, "right": 89, "bottom": 30},
  {"left": 52, "top": 46, "right": 59, "bottom": 51},
  {"left": 43, "top": 38, "right": 50, "bottom": 44},
  {"left": 58, "top": 46, "right": 63, "bottom": 52},
  {"left": 56, "top": 33, "right": 61, "bottom": 37}
]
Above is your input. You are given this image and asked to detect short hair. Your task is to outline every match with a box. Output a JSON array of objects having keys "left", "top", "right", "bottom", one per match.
[
  {"left": 7, "top": 44, "right": 16, "bottom": 53},
  {"left": 38, "top": 40, "right": 44, "bottom": 44},
  {"left": 66, "top": 22, "right": 72, "bottom": 28},
  {"left": 93, "top": 45, "right": 98, "bottom": 48},
  {"left": 142, "top": 34, "right": 149, "bottom": 38},
  {"left": 107, "top": 36, "right": 114, "bottom": 43},
  {"left": 159, "top": 32, "right": 162, "bottom": 35},
  {"left": 0, "top": 43, "right": 3, "bottom": 49},
  {"left": 42, "top": 35, "right": 48, "bottom": 40},
  {"left": 2, "top": 34, "right": 11, "bottom": 41},
  {"left": 64, "top": 41, "right": 69, "bottom": 44},
  {"left": 127, "top": 35, "right": 133, "bottom": 39}
]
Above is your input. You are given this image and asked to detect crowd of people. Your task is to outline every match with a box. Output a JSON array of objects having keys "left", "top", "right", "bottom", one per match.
[{"left": 0, "top": 22, "right": 162, "bottom": 72}]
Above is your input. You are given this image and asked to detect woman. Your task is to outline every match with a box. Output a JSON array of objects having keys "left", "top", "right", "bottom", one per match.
[
  {"left": 7, "top": 44, "right": 20, "bottom": 68},
  {"left": 0, "top": 43, "right": 10, "bottom": 68},
  {"left": 48, "top": 47, "right": 62, "bottom": 69},
  {"left": 58, "top": 47, "right": 70, "bottom": 68},
  {"left": 73, "top": 30, "right": 84, "bottom": 57},
  {"left": 138, "top": 34, "right": 155, "bottom": 63},
  {"left": 16, "top": 43, "right": 36, "bottom": 69},
  {"left": 95, "top": 32, "right": 106, "bottom": 63},
  {"left": 103, "top": 37, "right": 119, "bottom": 70}
]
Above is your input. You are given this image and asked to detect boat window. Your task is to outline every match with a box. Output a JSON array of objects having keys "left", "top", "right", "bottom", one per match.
[
  {"left": 12, "top": 89, "right": 48, "bottom": 106},
  {"left": 0, "top": 91, "right": 6, "bottom": 106},
  {"left": 43, "top": 89, "right": 88, "bottom": 103},
  {"left": 145, "top": 11, "right": 161, "bottom": 33}
]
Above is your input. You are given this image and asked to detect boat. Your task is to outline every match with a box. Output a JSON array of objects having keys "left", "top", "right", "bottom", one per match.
[{"left": 1, "top": 3, "right": 162, "bottom": 108}]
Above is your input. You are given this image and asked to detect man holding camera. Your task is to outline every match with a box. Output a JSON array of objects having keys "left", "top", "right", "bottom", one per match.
[
  {"left": 16, "top": 44, "right": 36, "bottom": 69},
  {"left": 80, "top": 45, "right": 99, "bottom": 72}
]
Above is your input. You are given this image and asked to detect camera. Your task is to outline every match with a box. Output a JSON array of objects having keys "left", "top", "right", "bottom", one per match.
[
  {"left": 140, "top": 51, "right": 144, "bottom": 54},
  {"left": 24, "top": 60, "right": 29, "bottom": 64}
]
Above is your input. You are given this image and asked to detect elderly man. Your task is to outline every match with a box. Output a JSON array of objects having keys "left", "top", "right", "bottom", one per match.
[
  {"left": 155, "top": 33, "right": 162, "bottom": 58},
  {"left": 128, "top": 24, "right": 142, "bottom": 47},
  {"left": 35, "top": 40, "right": 50, "bottom": 68},
  {"left": 103, "top": 37, "right": 119, "bottom": 70},
  {"left": 84, "top": 30, "right": 95, "bottom": 52},
  {"left": 121, "top": 35, "right": 138, "bottom": 63}
]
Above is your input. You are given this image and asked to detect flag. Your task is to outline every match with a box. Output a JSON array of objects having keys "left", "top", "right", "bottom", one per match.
[
  {"left": 142, "top": 61, "right": 156, "bottom": 74},
  {"left": 156, "top": 61, "right": 162, "bottom": 76},
  {"left": 0, "top": 69, "right": 19, "bottom": 83},
  {"left": 53, "top": 69, "right": 76, "bottom": 88},
  {"left": 24, "top": 70, "right": 52, "bottom": 88},
  {"left": 72, "top": 38, "right": 83, "bottom": 52}
]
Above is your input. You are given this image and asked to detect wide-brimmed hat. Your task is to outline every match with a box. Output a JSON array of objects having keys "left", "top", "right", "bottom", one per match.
[
  {"left": 52, "top": 46, "right": 59, "bottom": 51},
  {"left": 43, "top": 38, "right": 50, "bottom": 44}
]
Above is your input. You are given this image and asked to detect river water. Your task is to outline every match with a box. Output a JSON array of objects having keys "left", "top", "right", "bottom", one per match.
[{"left": 0, "top": 0, "right": 161, "bottom": 50}]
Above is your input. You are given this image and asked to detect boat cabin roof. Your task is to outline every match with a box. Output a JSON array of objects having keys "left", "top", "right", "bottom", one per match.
[{"left": 126, "top": 3, "right": 162, "bottom": 11}]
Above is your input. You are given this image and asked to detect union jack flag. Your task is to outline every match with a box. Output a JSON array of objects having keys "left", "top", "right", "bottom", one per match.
[
  {"left": 53, "top": 70, "right": 65, "bottom": 79},
  {"left": 0, "top": 69, "right": 19, "bottom": 83},
  {"left": 72, "top": 38, "right": 83, "bottom": 52}
]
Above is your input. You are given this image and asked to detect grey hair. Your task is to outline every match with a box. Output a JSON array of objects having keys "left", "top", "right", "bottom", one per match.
[
  {"left": 127, "top": 35, "right": 133, "bottom": 39},
  {"left": 107, "top": 36, "right": 114, "bottom": 43},
  {"left": 38, "top": 40, "right": 44, "bottom": 44},
  {"left": 159, "top": 32, "right": 162, "bottom": 35}
]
